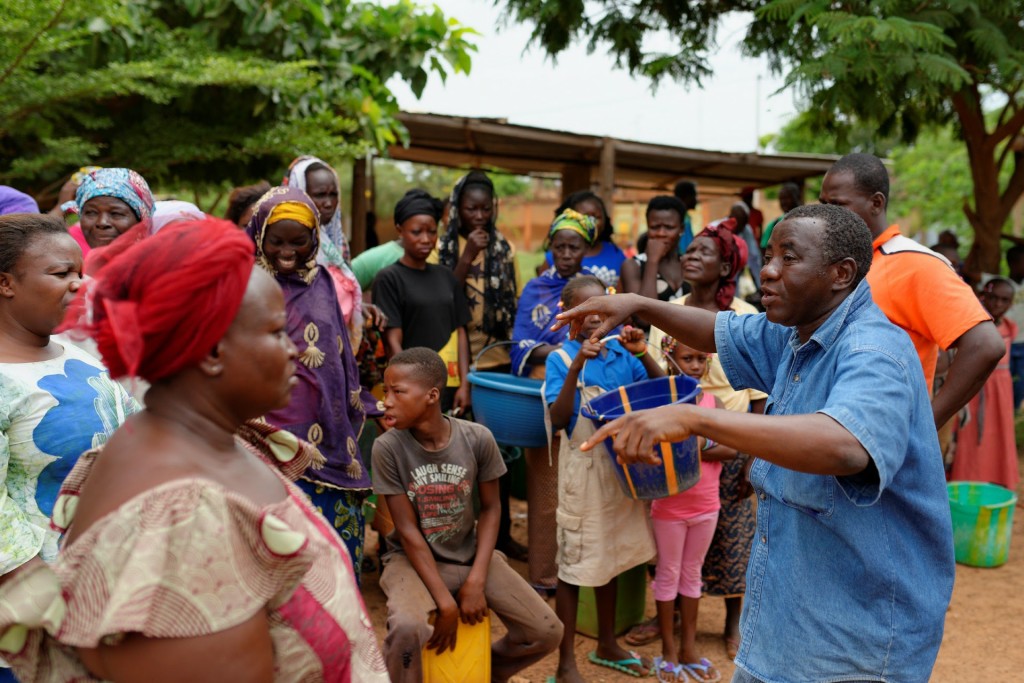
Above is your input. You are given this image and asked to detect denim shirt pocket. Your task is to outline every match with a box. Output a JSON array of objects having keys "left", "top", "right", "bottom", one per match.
[{"left": 777, "top": 470, "right": 835, "bottom": 518}]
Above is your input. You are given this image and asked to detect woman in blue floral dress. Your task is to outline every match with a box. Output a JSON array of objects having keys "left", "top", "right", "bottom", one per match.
[{"left": 0, "top": 214, "right": 136, "bottom": 682}]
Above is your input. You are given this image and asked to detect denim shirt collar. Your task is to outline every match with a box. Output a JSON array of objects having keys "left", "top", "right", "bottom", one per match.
[{"left": 788, "top": 279, "right": 872, "bottom": 353}]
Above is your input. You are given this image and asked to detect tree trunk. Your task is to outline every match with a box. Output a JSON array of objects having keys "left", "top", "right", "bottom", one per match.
[{"left": 955, "top": 89, "right": 1024, "bottom": 275}]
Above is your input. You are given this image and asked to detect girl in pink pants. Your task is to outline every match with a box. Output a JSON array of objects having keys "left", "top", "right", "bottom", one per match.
[{"left": 651, "top": 338, "right": 738, "bottom": 682}]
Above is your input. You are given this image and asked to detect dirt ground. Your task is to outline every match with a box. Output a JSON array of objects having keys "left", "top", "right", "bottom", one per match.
[{"left": 362, "top": 455, "right": 1024, "bottom": 682}]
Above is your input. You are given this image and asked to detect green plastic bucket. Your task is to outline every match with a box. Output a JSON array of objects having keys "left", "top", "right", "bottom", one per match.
[
  {"left": 948, "top": 482, "right": 1017, "bottom": 568},
  {"left": 576, "top": 564, "right": 647, "bottom": 637}
]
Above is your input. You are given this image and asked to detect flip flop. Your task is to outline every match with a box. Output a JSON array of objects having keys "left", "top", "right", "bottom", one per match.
[
  {"left": 624, "top": 617, "right": 661, "bottom": 646},
  {"left": 625, "top": 611, "right": 682, "bottom": 646},
  {"left": 587, "top": 650, "right": 650, "bottom": 678},
  {"left": 654, "top": 656, "right": 689, "bottom": 681},
  {"left": 681, "top": 658, "right": 721, "bottom": 683}
]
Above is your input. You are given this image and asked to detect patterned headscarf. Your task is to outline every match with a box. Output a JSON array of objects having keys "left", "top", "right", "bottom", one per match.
[
  {"left": 245, "top": 186, "right": 321, "bottom": 285},
  {"left": 63, "top": 168, "right": 155, "bottom": 223},
  {"left": 697, "top": 218, "right": 747, "bottom": 311},
  {"left": 283, "top": 155, "right": 349, "bottom": 264},
  {"left": 438, "top": 171, "right": 518, "bottom": 341},
  {"left": 545, "top": 208, "right": 597, "bottom": 248}
]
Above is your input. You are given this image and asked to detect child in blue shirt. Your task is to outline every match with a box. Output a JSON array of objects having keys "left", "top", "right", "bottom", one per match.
[{"left": 544, "top": 274, "right": 664, "bottom": 682}]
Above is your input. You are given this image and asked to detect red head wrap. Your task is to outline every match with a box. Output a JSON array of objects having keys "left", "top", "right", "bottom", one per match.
[
  {"left": 60, "top": 218, "right": 255, "bottom": 382},
  {"left": 698, "top": 218, "right": 748, "bottom": 311}
]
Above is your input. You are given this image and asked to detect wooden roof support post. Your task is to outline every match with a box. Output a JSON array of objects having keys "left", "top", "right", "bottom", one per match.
[
  {"left": 561, "top": 163, "right": 592, "bottom": 201},
  {"left": 350, "top": 157, "right": 368, "bottom": 258},
  {"left": 599, "top": 137, "right": 616, "bottom": 214}
]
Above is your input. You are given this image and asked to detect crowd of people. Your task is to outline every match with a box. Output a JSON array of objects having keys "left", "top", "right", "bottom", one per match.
[{"left": 0, "top": 150, "right": 1016, "bottom": 683}]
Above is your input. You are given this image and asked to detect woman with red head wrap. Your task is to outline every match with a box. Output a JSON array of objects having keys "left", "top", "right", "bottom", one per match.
[
  {"left": 628, "top": 224, "right": 766, "bottom": 660},
  {"left": 0, "top": 218, "right": 387, "bottom": 682}
]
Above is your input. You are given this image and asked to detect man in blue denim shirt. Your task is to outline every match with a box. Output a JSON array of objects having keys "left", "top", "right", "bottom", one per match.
[{"left": 553, "top": 204, "right": 955, "bottom": 682}]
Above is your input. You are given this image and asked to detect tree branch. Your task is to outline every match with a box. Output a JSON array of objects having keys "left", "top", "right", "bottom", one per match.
[
  {"left": 994, "top": 80, "right": 1022, "bottom": 130},
  {"left": 999, "top": 152, "right": 1024, "bottom": 220},
  {"left": 996, "top": 132, "right": 1020, "bottom": 174},
  {"left": 992, "top": 104, "right": 1024, "bottom": 146},
  {"left": 952, "top": 89, "right": 986, "bottom": 160},
  {"left": 0, "top": 0, "right": 70, "bottom": 90}
]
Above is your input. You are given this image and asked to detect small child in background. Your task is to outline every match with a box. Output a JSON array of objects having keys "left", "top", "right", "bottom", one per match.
[
  {"left": 372, "top": 348, "right": 561, "bottom": 683},
  {"left": 950, "top": 278, "right": 1020, "bottom": 490},
  {"left": 651, "top": 336, "right": 738, "bottom": 682},
  {"left": 544, "top": 275, "right": 663, "bottom": 681}
]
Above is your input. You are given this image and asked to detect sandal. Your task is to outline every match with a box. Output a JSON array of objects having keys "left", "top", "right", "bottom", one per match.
[
  {"left": 682, "top": 658, "right": 721, "bottom": 683},
  {"left": 654, "top": 656, "right": 688, "bottom": 681},
  {"left": 587, "top": 650, "right": 651, "bottom": 678},
  {"left": 624, "top": 611, "right": 681, "bottom": 646},
  {"left": 624, "top": 617, "right": 661, "bottom": 646}
]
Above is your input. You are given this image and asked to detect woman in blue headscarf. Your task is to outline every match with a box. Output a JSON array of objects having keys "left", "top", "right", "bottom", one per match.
[
  {"left": 511, "top": 209, "right": 597, "bottom": 377},
  {"left": 61, "top": 168, "right": 155, "bottom": 251}
]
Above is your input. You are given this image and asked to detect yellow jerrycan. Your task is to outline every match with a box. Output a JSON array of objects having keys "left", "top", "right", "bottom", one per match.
[{"left": 421, "top": 613, "right": 492, "bottom": 682}]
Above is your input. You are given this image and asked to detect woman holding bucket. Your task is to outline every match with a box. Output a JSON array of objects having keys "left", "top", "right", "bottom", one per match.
[
  {"left": 544, "top": 275, "right": 662, "bottom": 681},
  {"left": 639, "top": 222, "right": 764, "bottom": 661}
]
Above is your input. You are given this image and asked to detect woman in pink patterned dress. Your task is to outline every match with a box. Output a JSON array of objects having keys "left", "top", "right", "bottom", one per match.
[{"left": 0, "top": 218, "right": 387, "bottom": 682}]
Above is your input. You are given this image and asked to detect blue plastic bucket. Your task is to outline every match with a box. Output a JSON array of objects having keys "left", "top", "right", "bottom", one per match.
[
  {"left": 948, "top": 482, "right": 1017, "bottom": 568},
  {"left": 467, "top": 371, "right": 547, "bottom": 447},
  {"left": 582, "top": 374, "right": 701, "bottom": 500}
]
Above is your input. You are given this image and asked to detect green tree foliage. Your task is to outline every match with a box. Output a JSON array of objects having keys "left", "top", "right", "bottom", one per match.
[
  {"left": 0, "top": 0, "right": 476, "bottom": 202},
  {"left": 498, "top": 0, "right": 1024, "bottom": 271},
  {"left": 767, "top": 113, "right": 975, "bottom": 242},
  {"left": 372, "top": 160, "right": 529, "bottom": 224},
  {"left": 888, "top": 128, "right": 976, "bottom": 242}
]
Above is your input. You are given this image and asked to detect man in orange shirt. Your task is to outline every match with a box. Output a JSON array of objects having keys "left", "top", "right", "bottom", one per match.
[{"left": 819, "top": 153, "right": 1003, "bottom": 428}]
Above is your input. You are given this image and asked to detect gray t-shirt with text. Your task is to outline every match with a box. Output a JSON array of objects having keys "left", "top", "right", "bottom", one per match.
[{"left": 372, "top": 417, "right": 506, "bottom": 565}]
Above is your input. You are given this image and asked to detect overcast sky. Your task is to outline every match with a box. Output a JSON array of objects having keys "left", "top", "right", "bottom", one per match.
[{"left": 387, "top": 1, "right": 801, "bottom": 153}]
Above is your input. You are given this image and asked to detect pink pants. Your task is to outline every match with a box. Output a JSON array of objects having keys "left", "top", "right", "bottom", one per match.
[{"left": 651, "top": 511, "right": 719, "bottom": 601}]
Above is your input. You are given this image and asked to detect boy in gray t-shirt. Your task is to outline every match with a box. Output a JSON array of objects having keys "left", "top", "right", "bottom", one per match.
[{"left": 372, "top": 348, "right": 561, "bottom": 682}]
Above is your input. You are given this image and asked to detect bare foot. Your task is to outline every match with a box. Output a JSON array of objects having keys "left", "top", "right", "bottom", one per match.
[
  {"left": 554, "top": 664, "right": 588, "bottom": 683},
  {"left": 723, "top": 633, "right": 740, "bottom": 659}
]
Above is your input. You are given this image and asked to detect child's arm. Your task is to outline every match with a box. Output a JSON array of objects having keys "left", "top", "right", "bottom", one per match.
[
  {"left": 372, "top": 270, "right": 403, "bottom": 358},
  {"left": 383, "top": 327, "right": 403, "bottom": 359},
  {"left": 618, "top": 325, "right": 665, "bottom": 378},
  {"left": 702, "top": 441, "right": 739, "bottom": 461},
  {"left": 549, "top": 340, "right": 601, "bottom": 432},
  {"left": 637, "top": 347, "right": 665, "bottom": 378},
  {"left": 696, "top": 397, "right": 738, "bottom": 461},
  {"left": 458, "top": 478, "right": 500, "bottom": 626},
  {"left": 385, "top": 493, "right": 461, "bottom": 654},
  {"left": 452, "top": 326, "right": 471, "bottom": 415}
]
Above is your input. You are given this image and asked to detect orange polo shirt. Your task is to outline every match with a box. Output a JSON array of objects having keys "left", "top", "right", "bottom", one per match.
[{"left": 866, "top": 225, "right": 991, "bottom": 393}]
